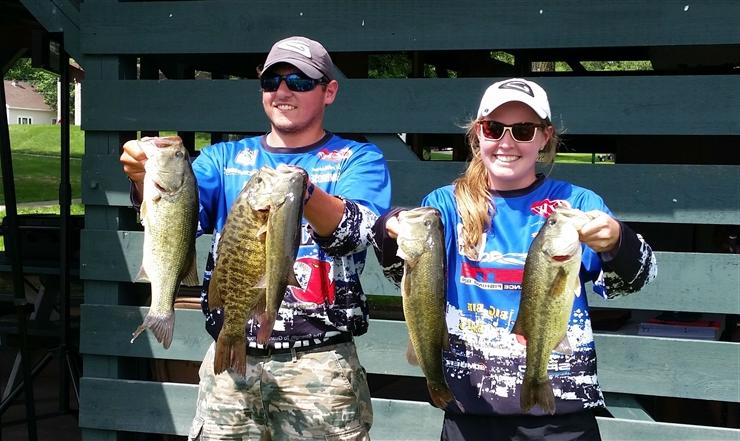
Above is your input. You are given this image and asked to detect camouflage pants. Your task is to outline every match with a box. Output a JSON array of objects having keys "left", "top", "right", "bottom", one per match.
[{"left": 188, "top": 341, "right": 373, "bottom": 441}]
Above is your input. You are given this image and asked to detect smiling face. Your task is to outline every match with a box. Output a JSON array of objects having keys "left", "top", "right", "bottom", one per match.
[
  {"left": 261, "top": 63, "right": 338, "bottom": 147},
  {"left": 478, "top": 101, "right": 553, "bottom": 191}
]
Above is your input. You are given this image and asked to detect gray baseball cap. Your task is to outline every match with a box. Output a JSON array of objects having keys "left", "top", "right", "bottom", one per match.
[{"left": 262, "top": 36, "right": 336, "bottom": 81}]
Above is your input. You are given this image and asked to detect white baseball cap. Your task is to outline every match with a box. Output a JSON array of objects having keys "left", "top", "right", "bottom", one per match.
[{"left": 477, "top": 78, "right": 551, "bottom": 120}]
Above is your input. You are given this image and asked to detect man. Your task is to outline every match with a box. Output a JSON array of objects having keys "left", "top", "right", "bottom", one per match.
[{"left": 120, "top": 36, "right": 391, "bottom": 440}]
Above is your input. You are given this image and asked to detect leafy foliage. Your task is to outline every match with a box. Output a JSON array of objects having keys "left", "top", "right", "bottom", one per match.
[{"left": 5, "top": 58, "right": 77, "bottom": 118}]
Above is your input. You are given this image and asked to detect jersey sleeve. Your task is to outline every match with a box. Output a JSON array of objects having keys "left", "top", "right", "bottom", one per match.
[
  {"left": 191, "top": 146, "right": 223, "bottom": 236},
  {"left": 573, "top": 190, "right": 657, "bottom": 299},
  {"left": 312, "top": 144, "right": 392, "bottom": 256}
]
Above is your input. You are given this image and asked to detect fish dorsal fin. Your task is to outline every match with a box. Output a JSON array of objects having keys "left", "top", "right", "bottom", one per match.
[
  {"left": 135, "top": 266, "right": 149, "bottom": 283},
  {"left": 554, "top": 335, "right": 573, "bottom": 355},
  {"left": 255, "top": 274, "right": 267, "bottom": 290}
]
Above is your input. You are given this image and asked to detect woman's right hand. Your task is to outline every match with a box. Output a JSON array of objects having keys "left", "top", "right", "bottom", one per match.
[
  {"left": 385, "top": 211, "right": 404, "bottom": 239},
  {"left": 120, "top": 140, "right": 148, "bottom": 184}
]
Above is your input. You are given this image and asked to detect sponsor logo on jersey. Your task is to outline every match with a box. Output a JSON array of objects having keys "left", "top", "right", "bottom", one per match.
[
  {"left": 289, "top": 257, "right": 335, "bottom": 304},
  {"left": 277, "top": 40, "right": 312, "bottom": 58},
  {"left": 235, "top": 148, "right": 258, "bottom": 166},
  {"left": 311, "top": 172, "right": 340, "bottom": 183},
  {"left": 224, "top": 167, "right": 257, "bottom": 176},
  {"left": 530, "top": 198, "right": 571, "bottom": 217},
  {"left": 460, "top": 262, "right": 523, "bottom": 290},
  {"left": 317, "top": 147, "right": 353, "bottom": 162},
  {"left": 499, "top": 79, "right": 534, "bottom": 97}
]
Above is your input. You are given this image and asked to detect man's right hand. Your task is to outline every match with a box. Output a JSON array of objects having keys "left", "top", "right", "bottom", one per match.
[{"left": 120, "top": 140, "right": 148, "bottom": 199}]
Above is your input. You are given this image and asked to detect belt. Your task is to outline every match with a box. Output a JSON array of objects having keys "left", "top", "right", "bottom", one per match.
[{"left": 245, "top": 333, "right": 353, "bottom": 357}]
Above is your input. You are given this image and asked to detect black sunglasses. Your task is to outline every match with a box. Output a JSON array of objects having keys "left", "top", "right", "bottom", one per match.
[
  {"left": 479, "top": 121, "right": 546, "bottom": 143},
  {"left": 260, "top": 73, "right": 327, "bottom": 92}
]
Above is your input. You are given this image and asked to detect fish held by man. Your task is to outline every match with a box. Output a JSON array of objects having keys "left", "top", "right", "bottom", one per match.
[
  {"left": 512, "top": 208, "right": 595, "bottom": 414},
  {"left": 130, "top": 136, "right": 200, "bottom": 350},
  {"left": 256, "top": 164, "right": 307, "bottom": 345},
  {"left": 397, "top": 207, "right": 455, "bottom": 409},
  {"left": 207, "top": 167, "right": 278, "bottom": 376}
]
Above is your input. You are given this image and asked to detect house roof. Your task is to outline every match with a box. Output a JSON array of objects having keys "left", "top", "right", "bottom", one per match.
[{"left": 3, "top": 80, "right": 53, "bottom": 111}]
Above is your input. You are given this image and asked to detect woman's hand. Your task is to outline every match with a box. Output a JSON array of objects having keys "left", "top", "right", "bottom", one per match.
[
  {"left": 578, "top": 210, "right": 621, "bottom": 253},
  {"left": 385, "top": 211, "right": 403, "bottom": 239}
]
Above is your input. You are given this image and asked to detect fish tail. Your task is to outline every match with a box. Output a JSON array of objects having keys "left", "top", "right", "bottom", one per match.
[
  {"left": 428, "top": 382, "right": 454, "bottom": 409},
  {"left": 521, "top": 376, "right": 556, "bottom": 415},
  {"left": 214, "top": 334, "right": 246, "bottom": 377},
  {"left": 130, "top": 311, "right": 174, "bottom": 349}
]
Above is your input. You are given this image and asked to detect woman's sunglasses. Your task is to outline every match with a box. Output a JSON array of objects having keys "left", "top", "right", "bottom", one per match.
[
  {"left": 479, "top": 120, "right": 546, "bottom": 143},
  {"left": 260, "top": 73, "right": 327, "bottom": 92}
]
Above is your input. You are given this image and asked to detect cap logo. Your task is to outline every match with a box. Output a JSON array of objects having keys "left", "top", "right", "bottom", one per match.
[
  {"left": 277, "top": 40, "right": 312, "bottom": 58},
  {"left": 499, "top": 80, "right": 534, "bottom": 97}
]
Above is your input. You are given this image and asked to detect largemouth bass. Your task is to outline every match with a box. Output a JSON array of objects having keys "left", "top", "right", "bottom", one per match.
[
  {"left": 130, "top": 136, "right": 199, "bottom": 350},
  {"left": 208, "top": 167, "right": 275, "bottom": 376},
  {"left": 397, "top": 207, "right": 454, "bottom": 409},
  {"left": 512, "top": 208, "right": 595, "bottom": 414},
  {"left": 256, "top": 164, "right": 307, "bottom": 344}
]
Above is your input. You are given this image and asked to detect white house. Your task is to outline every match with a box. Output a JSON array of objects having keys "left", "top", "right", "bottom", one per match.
[{"left": 4, "top": 80, "right": 56, "bottom": 125}]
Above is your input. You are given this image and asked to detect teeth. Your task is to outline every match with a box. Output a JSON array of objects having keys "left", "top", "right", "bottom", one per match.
[
  {"left": 495, "top": 155, "right": 518, "bottom": 163},
  {"left": 276, "top": 104, "right": 295, "bottom": 110}
]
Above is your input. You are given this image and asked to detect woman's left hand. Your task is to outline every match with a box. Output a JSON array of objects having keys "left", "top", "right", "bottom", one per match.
[{"left": 578, "top": 210, "right": 621, "bottom": 253}]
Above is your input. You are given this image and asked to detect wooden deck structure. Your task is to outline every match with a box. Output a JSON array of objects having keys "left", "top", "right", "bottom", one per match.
[{"left": 12, "top": 1, "right": 740, "bottom": 439}]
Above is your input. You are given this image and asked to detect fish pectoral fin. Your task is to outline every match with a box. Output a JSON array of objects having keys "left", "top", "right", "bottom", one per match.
[
  {"left": 256, "top": 224, "right": 268, "bottom": 241},
  {"left": 554, "top": 336, "right": 573, "bottom": 355},
  {"left": 254, "top": 275, "right": 267, "bottom": 289},
  {"left": 405, "top": 340, "right": 420, "bottom": 366},
  {"left": 181, "top": 254, "right": 200, "bottom": 286},
  {"left": 547, "top": 267, "right": 569, "bottom": 299},
  {"left": 135, "top": 266, "right": 150, "bottom": 283},
  {"left": 286, "top": 267, "right": 300, "bottom": 288}
]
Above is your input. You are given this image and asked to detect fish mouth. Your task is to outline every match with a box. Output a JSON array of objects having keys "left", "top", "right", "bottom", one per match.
[{"left": 551, "top": 254, "right": 573, "bottom": 262}]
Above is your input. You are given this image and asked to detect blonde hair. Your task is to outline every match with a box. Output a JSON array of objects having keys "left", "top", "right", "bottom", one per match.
[{"left": 453, "top": 117, "right": 560, "bottom": 259}]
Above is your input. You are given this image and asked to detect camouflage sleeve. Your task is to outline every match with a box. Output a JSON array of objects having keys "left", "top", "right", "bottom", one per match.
[
  {"left": 601, "top": 221, "right": 657, "bottom": 298},
  {"left": 312, "top": 198, "right": 378, "bottom": 257},
  {"left": 370, "top": 207, "right": 406, "bottom": 288}
]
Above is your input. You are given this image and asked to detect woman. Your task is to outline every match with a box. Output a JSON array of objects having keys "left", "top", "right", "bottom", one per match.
[{"left": 374, "top": 78, "right": 657, "bottom": 440}]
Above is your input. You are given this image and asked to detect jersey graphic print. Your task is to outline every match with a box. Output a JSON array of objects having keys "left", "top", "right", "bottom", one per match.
[
  {"left": 193, "top": 133, "right": 390, "bottom": 345},
  {"left": 423, "top": 181, "right": 608, "bottom": 415}
]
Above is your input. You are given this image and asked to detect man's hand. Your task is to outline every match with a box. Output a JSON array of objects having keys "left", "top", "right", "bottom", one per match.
[
  {"left": 578, "top": 210, "right": 621, "bottom": 253},
  {"left": 120, "top": 140, "right": 147, "bottom": 198}
]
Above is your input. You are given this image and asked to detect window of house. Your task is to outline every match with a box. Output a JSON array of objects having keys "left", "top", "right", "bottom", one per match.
[{"left": 17, "top": 117, "right": 32, "bottom": 124}]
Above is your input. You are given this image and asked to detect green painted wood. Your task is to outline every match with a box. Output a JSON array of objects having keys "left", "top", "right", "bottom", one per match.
[
  {"left": 20, "top": 0, "right": 83, "bottom": 63},
  {"left": 603, "top": 392, "right": 653, "bottom": 422},
  {"left": 79, "top": 309, "right": 740, "bottom": 402},
  {"left": 81, "top": 76, "right": 740, "bottom": 135},
  {"left": 82, "top": 150, "right": 740, "bottom": 226},
  {"left": 79, "top": 1, "right": 740, "bottom": 54},
  {"left": 387, "top": 162, "right": 740, "bottom": 225},
  {"left": 79, "top": 230, "right": 211, "bottom": 283},
  {"left": 80, "top": 232, "right": 739, "bottom": 315},
  {"left": 77, "top": 378, "right": 740, "bottom": 439},
  {"left": 596, "top": 418, "right": 740, "bottom": 441}
]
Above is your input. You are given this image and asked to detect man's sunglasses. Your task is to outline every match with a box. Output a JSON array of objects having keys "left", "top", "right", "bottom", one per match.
[
  {"left": 479, "top": 121, "right": 546, "bottom": 143},
  {"left": 260, "top": 73, "right": 327, "bottom": 92}
]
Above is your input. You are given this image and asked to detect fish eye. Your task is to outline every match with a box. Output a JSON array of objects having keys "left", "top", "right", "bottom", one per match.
[
  {"left": 255, "top": 177, "right": 262, "bottom": 183},
  {"left": 424, "top": 220, "right": 431, "bottom": 227},
  {"left": 548, "top": 218, "right": 557, "bottom": 225},
  {"left": 175, "top": 151, "right": 184, "bottom": 158}
]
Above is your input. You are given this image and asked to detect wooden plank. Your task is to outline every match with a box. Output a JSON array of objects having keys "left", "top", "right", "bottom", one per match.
[
  {"left": 603, "top": 392, "right": 653, "bottom": 422},
  {"left": 81, "top": 76, "right": 740, "bottom": 135},
  {"left": 79, "top": 309, "right": 740, "bottom": 402},
  {"left": 596, "top": 417, "right": 740, "bottom": 441},
  {"left": 78, "top": 378, "right": 740, "bottom": 440},
  {"left": 80, "top": 1, "right": 740, "bottom": 54},
  {"left": 80, "top": 230, "right": 740, "bottom": 315},
  {"left": 386, "top": 162, "right": 740, "bottom": 226},
  {"left": 82, "top": 150, "right": 740, "bottom": 226}
]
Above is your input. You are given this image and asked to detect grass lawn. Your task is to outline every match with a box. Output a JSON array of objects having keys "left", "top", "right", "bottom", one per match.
[{"left": 2, "top": 125, "right": 84, "bottom": 204}]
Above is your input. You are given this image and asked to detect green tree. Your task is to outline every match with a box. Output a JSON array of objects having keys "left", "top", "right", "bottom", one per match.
[{"left": 5, "top": 57, "right": 67, "bottom": 113}]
